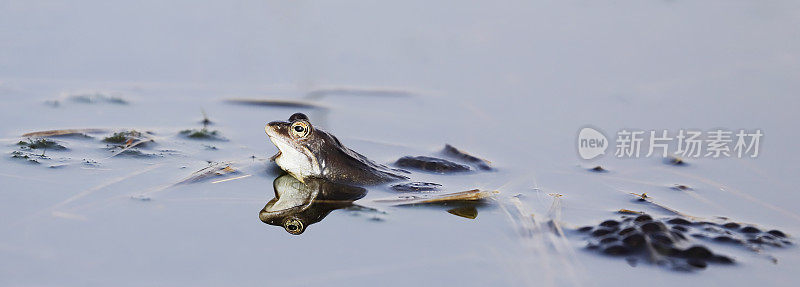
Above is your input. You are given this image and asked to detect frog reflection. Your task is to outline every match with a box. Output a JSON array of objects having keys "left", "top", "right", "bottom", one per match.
[{"left": 259, "top": 174, "right": 367, "bottom": 235}]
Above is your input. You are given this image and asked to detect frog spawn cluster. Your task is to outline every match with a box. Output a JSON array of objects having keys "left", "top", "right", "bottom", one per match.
[{"left": 578, "top": 214, "right": 791, "bottom": 271}]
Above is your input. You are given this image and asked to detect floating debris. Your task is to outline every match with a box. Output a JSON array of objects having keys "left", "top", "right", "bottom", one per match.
[
  {"left": 305, "top": 87, "right": 414, "bottom": 99},
  {"left": 390, "top": 182, "right": 442, "bottom": 192},
  {"left": 672, "top": 184, "right": 692, "bottom": 191},
  {"left": 82, "top": 159, "right": 100, "bottom": 166},
  {"left": 627, "top": 192, "right": 691, "bottom": 217},
  {"left": 211, "top": 174, "right": 252, "bottom": 184},
  {"left": 617, "top": 209, "right": 645, "bottom": 215},
  {"left": 578, "top": 213, "right": 792, "bottom": 271},
  {"left": 589, "top": 166, "right": 607, "bottom": 173},
  {"left": 17, "top": 139, "right": 67, "bottom": 150},
  {"left": 664, "top": 156, "right": 687, "bottom": 166},
  {"left": 179, "top": 128, "right": 225, "bottom": 140},
  {"left": 102, "top": 130, "right": 155, "bottom": 158},
  {"left": 22, "top": 128, "right": 106, "bottom": 138},
  {"left": 44, "top": 99, "right": 60, "bottom": 107},
  {"left": 374, "top": 189, "right": 498, "bottom": 206},
  {"left": 395, "top": 156, "right": 471, "bottom": 173},
  {"left": 225, "top": 98, "right": 325, "bottom": 110},
  {"left": 68, "top": 92, "right": 128, "bottom": 105},
  {"left": 447, "top": 206, "right": 479, "bottom": 219},
  {"left": 442, "top": 144, "right": 493, "bottom": 171},
  {"left": 176, "top": 162, "right": 239, "bottom": 184},
  {"left": 630, "top": 192, "right": 649, "bottom": 201},
  {"left": 130, "top": 195, "right": 152, "bottom": 201}
]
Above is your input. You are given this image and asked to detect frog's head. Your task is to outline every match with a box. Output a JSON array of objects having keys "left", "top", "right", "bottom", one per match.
[{"left": 265, "top": 113, "right": 324, "bottom": 181}]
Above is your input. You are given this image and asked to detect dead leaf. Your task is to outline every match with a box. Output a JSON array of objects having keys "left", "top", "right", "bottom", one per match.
[
  {"left": 22, "top": 128, "right": 106, "bottom": 137},
  {"left": 374, "top": 189, "right": 498, "bottom": 206}
]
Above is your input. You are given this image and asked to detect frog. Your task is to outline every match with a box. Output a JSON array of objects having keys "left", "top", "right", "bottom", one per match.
[
  {"left": 265, "top": 112, "right": 494, "bottom": 187},
  {"left": 265, "top": 113, "right": 412, "bottom": 185}
]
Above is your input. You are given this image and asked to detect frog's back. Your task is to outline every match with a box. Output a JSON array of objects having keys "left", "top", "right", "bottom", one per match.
[{"left": 315, "top": 133, "right": 409, "bottom": 184}]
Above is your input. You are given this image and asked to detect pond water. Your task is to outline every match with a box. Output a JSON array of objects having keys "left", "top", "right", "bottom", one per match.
[{"left": 1, "top": 1, "right": 799, "bottom": 286}]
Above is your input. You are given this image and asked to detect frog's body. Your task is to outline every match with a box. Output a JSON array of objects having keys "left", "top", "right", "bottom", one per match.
[{"left": 265, "top": 113, "right": 409, "bottom": 185}]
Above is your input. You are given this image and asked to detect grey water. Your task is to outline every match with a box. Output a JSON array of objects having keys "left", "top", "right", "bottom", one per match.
[{"left": 1, "top": 1, "right": 800, "bottom": 286}]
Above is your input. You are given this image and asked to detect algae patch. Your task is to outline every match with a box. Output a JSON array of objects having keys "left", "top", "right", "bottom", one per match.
[
  {"left": 10, "top": 151, "right": 42, "bottom": 164},
  {"left": 179, "top": 128, "right": 224, "bottom": 140},
  {"left": 102, "top": 130, "right": 159, "bottom": 158},
  {"left": 17, "top": 139, "right": 67, "bottom": 150},
  {"left": 103, "top": 131, "right": 148, "bottom": 145}
]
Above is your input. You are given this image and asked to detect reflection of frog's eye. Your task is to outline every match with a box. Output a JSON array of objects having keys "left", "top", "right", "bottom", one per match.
[
  {"left": 290, "top": 122, "right": 310, "bottom": 138},
  {"left": 284, "top": 218, "right": 304, "bottom": 235}
]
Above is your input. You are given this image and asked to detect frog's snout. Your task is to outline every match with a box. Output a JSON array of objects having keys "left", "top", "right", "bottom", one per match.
[{"left": 264, "top": 121, "right": 282, "bottom": 137}]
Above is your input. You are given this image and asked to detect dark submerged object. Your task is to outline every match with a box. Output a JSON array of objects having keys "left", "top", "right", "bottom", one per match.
[
  {"left": 578, "top": 213, "right": 792, "bottom": 271},
  {"left": 441, "top": 144, "right": 493, "bottom": 171},
  {"left": 259, "top": 174, "right": 367, "bottom": 235},
  {"left": 395, "top": 156, "right": 471, "bottom": 173},
  {"left": 17, "top": 138, "right": 67, "bottom": 150},
  {"left": 390, "top": 181, "right": 442, "bottom": 192},
  {"left": 664, "top": 156, "right": 687, "bottom": 166},
  {"left": 589, "top": 166, "right": 607, "bottom": 173}
]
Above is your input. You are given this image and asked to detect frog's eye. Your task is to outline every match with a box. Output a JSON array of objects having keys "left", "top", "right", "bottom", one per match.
[
  {"left": 284, "top": 218, "right": 304, "bottom": 235},
  {"left": 290, "top": 121, "right": 311, "bottom": 138}
]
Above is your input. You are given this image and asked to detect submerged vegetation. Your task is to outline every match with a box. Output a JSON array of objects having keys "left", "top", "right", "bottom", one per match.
[
  {"left": 9, "top": 137, "right": 68, "bottom": 166},
  {"left": 179, "top": 128, "right": 224, "bottom": 140},
  {"left": 180, "top": 111, "right": 225, "bottom": 140},
  {"left": 10, "top": 151, "right": 42, "bottom": 164},
  {"left": 102, "top": 130, "right": 157, "bottom": 158},
  {"left": 103, "top": 130, "right": 147, "bottom": 144},
  {"left": 17, "top": 138, "right": 67, "bottom": 150}
]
